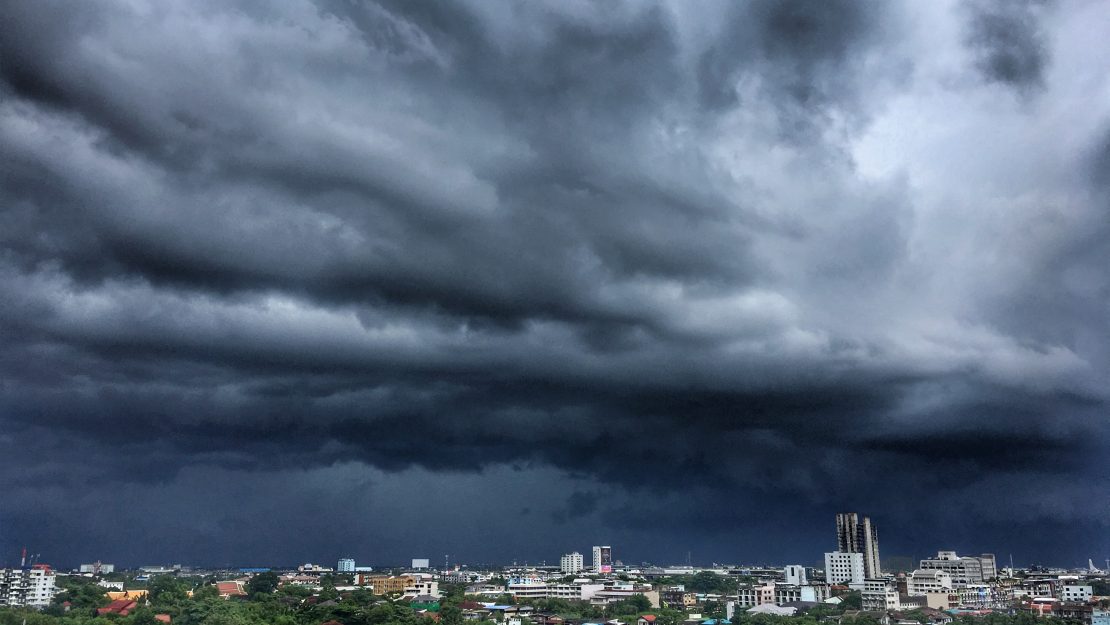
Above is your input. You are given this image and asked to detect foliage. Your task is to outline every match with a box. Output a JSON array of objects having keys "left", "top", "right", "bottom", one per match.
[
  {"left": 148, "top": 576, "right": 190, "bottom": 608},
  {"left": 1, "top": 585, "right": 1074, "bottom": 625},
  {"left": 838, "top": 591, "right": 862, "bottom": 610},
  {"left": 246, "top": 573, "right": 280, "bottom": 598},
  {"left": 53, "top": 577, "right": 110, "bottom": 610}
]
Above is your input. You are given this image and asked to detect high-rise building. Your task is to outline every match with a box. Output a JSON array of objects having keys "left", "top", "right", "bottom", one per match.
[
  {"left": 836, "top": 513, "right": 881, "bottom": 578},
  {"left": 561, "top": 552, "right": 584, "bottom": 574},
  {"left": 592, "top": 546, "right": 612, "bottom": 574},
  {"left": 338, "top": 558, "right": 355, "bottom": 573},
  {"left": 824, "top": 552, "right": 865, "bottom": 584},
  {"left": 0, "top": 566, "right": 57, "bottom": 607}
]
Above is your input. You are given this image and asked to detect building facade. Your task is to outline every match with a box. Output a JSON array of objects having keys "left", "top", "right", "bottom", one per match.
[
  {"left": 362, "top": 575, "right": 417, "bottom": 594},
  {"left": 338, "top": 559, "right": 356, "bottom": 573},
  {"left": 561, "top": 552, "right": 584, "bottom": 575},
  {"left": 825, "top": 551, "right": 865, "bottom": 584},
  {"left": 1061, "top": 585, "right": 1093, "bottom": 603},
  {"left": 784, "top": 565, "right": 807, "bottom": 586},
  {"left": 859, "top": 579, "right": 899, "bottom": 611},
  {"left": 592, "top": 546, "right": 612, "bottom": 574},
  {"left": 836, "top": 513, "right": 881, "bottom": 578},
  {"left": 918, "top": 552, "right": 997, "bottom": 586},
  {"left": 907, "top": 569, "right": 953, "bottom": 596},
  {"left": 0, "top": 567, "right": 57, "bottom": 608}
]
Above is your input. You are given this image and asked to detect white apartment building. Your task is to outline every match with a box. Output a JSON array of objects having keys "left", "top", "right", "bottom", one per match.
[
  {"left": 404, "top": 580, "right": 441, "bottom": 599},
  {"left": 908, "top": 569, "right": 953, "bottom": 595},
  {"left": 561, "top": 552, "right": 584, "bottom": 575},
  {"left": 338, "top": 559, "right": 356, "bottom": 573},
  {"left": 589, "top": 585, "right": 660, "bottom": 608},
  {"left": 737, "top": 582, "right": 829, "bottom": 607},
  {"left": 825, "top": 552, "right": 865, "bottom": 584},
  {"left": 508, "top": 578, "right": 605, "bottom": 602},
  {"left": 1060, "top": 584, "right": 1093, "bottom": 603},
  {"left": 784, "top": 565, "right": 807, "bottom": 586},
  {"left": 78, "top": 563, "right": 115, "bottom": 574},
  {"left": 859, "top": 579, "right": 899, "bottom": 611},
  {"left": 0, "top": 568, "right": 57, "bottom": 607}
]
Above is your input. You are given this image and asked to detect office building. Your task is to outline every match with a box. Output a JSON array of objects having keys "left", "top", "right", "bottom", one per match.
[
  {"left": 337, "top": 558, "right": 355, "bottom": 573},
  {"left": 836, "top": 513, "right": 881, "bottom": 578},
  {"left": 78, "top": 563, "right": 115, "bottom": 574},
  {"left": 561, "top": 552, "right": 584, "bottom": 574},
  {"left": 592, "top": 546, "right": 612, "bottom": 574},
  {"left": 825, "top": 551, "right": 865, "bottom": 584}
]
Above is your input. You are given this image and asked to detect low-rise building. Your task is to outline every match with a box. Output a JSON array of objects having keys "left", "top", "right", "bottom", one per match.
[
  {"left": 361, "top": 575, "right": 417, "bottom": 594},
  {"left": 908, "top": 570, "right": 952, "bottom": 596},
  {"left": 589, "top": 584, "right": 660, "bottom": 608},
  {"left": 662, "top": 587, "right": 698, "bottom": 609},
  {"left": 918, "top": 552, "right": 996, "bottom": 586},
  {"left": 1061, "top": 585, "right": 1093, "bottom": 603},
  {"left": 859, "top": 580, "right": 900, "bottom": 612},
  {"left": 404, "top": 580, "right": 441, "bottom": 599},
  {"left": 1055, "top": 603, "right": 1094, "bottom": 625}
]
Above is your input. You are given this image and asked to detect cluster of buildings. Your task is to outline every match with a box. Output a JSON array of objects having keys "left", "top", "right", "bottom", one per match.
[
  {"left": 2, "top": 522, "right": 1107, "bottom": 625},
  {"left": 560, "top": 547, "right": 612, "bottom": 575}
]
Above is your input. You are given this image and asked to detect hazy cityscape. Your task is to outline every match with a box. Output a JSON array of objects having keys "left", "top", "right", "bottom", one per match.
[{"left": 3, "top": 514, "right": 1109, "bottom": 625}]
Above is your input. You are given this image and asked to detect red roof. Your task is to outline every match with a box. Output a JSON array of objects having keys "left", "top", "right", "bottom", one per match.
[
  {"left": 641, "top": 617, "right": 657, "bottom": 622},
  {"left": 97, "top": 600, "right": 138, "bottom": 616},
  {"left": 155, "top": 615, "right": 172, "bottom": 623},
  {"left": 216, "top": 581, "right": 246, "bottom": 596}
]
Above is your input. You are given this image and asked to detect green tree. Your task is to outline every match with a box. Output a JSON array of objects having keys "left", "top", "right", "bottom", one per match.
[
  {"left": 686, "top": 572, "right": 735, "bottom": 595},
  {"left": 838, "top": 591, "right": 861, "bottom": 610},
  {"left": 55, "top": 577, "right": 110, "bottom": 610},
  {"left": 148, "top": 576, "right": 189, "bottom": 608},
  {"left": 131, "top": 607, "right": 162, "bottom": 625},
  {"left": 246, "top": 573, "right": 279, "bottom": 598},
  {"left": 318, "top": 578, "right": 340, "bottom": 602},
  {"left": 440, "top": 605, "right": 464, "bottom": 625}
]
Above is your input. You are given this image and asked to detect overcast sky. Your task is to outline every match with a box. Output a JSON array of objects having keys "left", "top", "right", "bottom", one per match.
[{"left": 1, "top": 0, "right": 1108, "bottom": 570}]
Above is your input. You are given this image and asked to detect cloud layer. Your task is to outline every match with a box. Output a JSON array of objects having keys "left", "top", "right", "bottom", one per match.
[{"left": 1, "top": 0, "right": 1108, "bottom": 567}]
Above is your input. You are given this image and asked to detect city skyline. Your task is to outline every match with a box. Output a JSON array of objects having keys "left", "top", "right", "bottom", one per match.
[{"left": 2, "top": 1, "right": 1109, "bottom": 568}]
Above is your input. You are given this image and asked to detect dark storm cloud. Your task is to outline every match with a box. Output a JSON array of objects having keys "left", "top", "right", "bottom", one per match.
[
  {"left": 1, "top": 0, "right": 1109, "bottom": 566},
  {"left": 963, "top": 0, "right": 1051, "bottom": 92}
]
